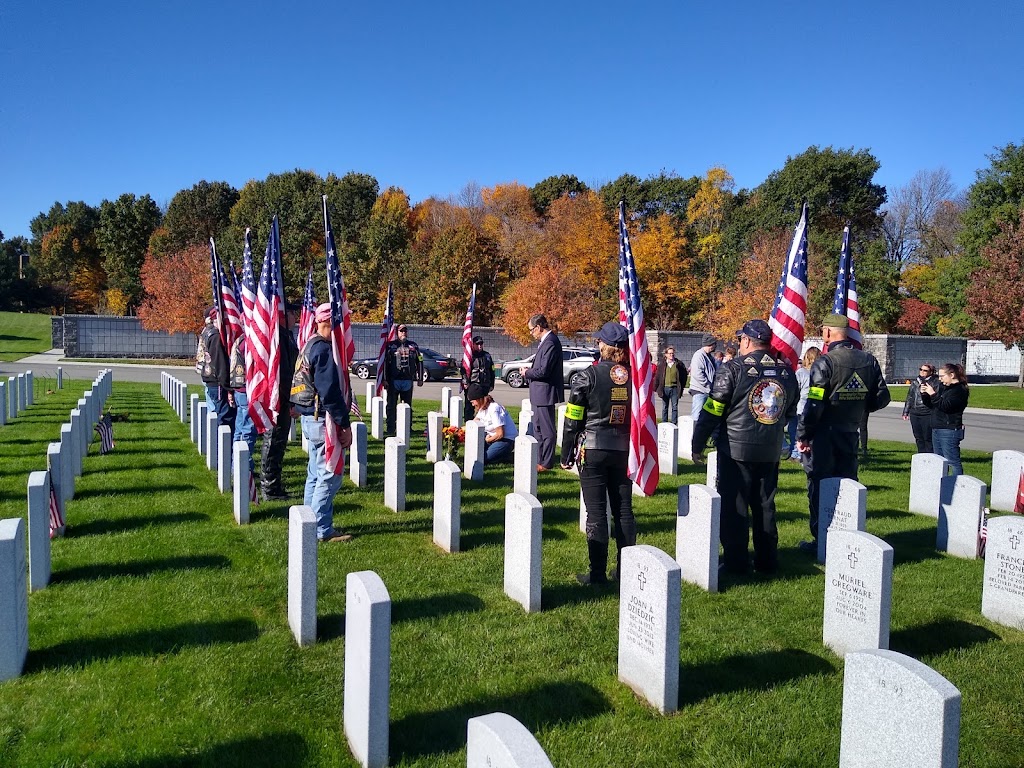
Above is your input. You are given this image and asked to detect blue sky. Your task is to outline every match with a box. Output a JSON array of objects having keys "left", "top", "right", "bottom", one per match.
[{"left": 1, "top": 0, "right": 1021, "bottom": 240}]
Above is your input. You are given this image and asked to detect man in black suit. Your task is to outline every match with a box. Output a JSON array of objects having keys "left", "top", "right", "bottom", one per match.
[{"left": 520, "top": 314, "right": 564, "bottom": 471}]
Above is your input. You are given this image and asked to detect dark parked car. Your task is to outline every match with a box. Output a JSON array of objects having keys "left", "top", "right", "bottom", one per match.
[
  {"left": 349, "top": 347, "right": 457, "bottom": 383},
  {"left": 500, "top": 347, "right": 599, "bottom": 388}
]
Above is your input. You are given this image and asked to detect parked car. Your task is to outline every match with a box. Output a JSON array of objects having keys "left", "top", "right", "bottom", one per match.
[
  {"left": 500, "top": 347, "right": 599, "bottom": 388},
  {"left": 349, "top": 346, "right": 456, "bottom": 383}
]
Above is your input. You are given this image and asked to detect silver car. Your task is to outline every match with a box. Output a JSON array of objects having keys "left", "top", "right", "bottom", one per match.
[{"left": 500, "top": 347, "right": 599, "bottom": 388}]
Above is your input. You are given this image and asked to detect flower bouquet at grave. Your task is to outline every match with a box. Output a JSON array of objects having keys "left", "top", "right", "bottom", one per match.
[{"left": 442, "top": 425, "right": 466, "bottom": 461}]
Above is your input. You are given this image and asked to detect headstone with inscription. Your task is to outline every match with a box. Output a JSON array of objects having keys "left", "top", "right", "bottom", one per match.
[
  {"left": 909, "top": 453, "right": 949, "bottom": 517},
  {"left": 466, "top": 712, "right": 554, "bottom": 768},
  {"left": 617, "top": 544, "right": 681, "bottom": 714},
  {"left": 824, "top": 530, "right": 893, "bottom": 656},
  {"left": 233, "top": 442, "right": 250, "bottom": 525},
  {"left": 504, "top": 492, "right": 542, "bottom": 613},
  {"left": 936, "top": 475, "right": 985, "bottom": 559},
  {"left": 514, "top": 435, "right": 539, "bottom": 496},
  {"left": 350, "top": 421, "right": 368, "bottom": 488},
  {"left": 990, "top": 450, "right": 1024, "bottom": 513},
  {"left": 839, "top": 649, "right": 960, "bottom": 768},
  {"left": 676, "top": 484, "right": 720, "bottom": 592},
  {"left": 26, "top": 471, "right": 51, "bottom": 592},
  {"left": 426, "top": 411, "right": 444, "bottom": 463},
  {"left": 384, "top": 437, "right": 406, "bottom": 512},
  {"left": 433, "top": 460, "right": 461, "bottom": 553},
  {"left": 817, "top": 478, "right": 867, "bottom": 564},
  {"left": 0, "top": 518, "right": 28, "bottom": 682},
  {"left": 344, "top": 570, "right": 391, "bottom": 768},
  {"left": 464, "top": 420, "right": 485, "bottom": 481},
  {"left": 981, "top": 515, "right": 1024, "bottom": 630},
  {"left": 658, "top": 422, "right": 679, "bottom": 476},
  {"left": 370, "top": 396, "right": 385, "bottom": 440},
  {"left": 288, "top": 505, "right": 317, "bottom": 647}
]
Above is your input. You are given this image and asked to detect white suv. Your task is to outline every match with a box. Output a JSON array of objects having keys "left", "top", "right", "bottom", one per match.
[{"left": 500, "top": 347, "right": 599, "bottom": 388}]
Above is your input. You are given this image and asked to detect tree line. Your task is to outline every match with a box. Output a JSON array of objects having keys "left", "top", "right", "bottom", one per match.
[{"left": 1, "top": 142, "right": 1021, "bottom": 352}]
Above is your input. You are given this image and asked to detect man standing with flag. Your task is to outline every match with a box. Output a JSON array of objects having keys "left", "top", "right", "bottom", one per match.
[
  {"left": 383, "top": 324, "right": 423, "bottom": 436},
  {"left": 260, "top": 302, "right": 300, "bottom": 501},
  {"left": 796, "top": 313, "right": 889, "bottom": 555},
  {"left": 198, "top": 307, "right": 235, "bottom": 427},
  {"left": 290, "top": 303, "right": 353, "bottom": 543},
  {"left": 560, "top": 321, "right": 637, "bottom": 586}
]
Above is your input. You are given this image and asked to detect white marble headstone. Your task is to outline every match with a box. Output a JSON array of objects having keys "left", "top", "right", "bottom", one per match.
[
  {"left": 909, "top": 453, "right": 949, "bottom": 518},
  {"left": 217, "top": 425, "right": 232, "bottom": 493},
  {"left": 350, "top": 421, "right": 368, "bottom": 488},
  {"left": 0, "top": 518, "right": 28, "bottom": 682},
  {"left": 464, "top": 420, "right": 485, "bottom": 481},
  {"left": 705, "top": 450, "right": 718, "bottom": 490},
  {"left": 448, "top": 395, "right": 464, "bottom": 429},
  {"left": 839, "top": 649, "right": 960, "bottom": 768},
  {"left": 466, "top": 712, "right": 554, "bottom": 768},
  {"left": 990, "top": 450, "right": 1024, "bottom": 513},
  {"left": 817, "top": 478, "right": 867, "bottom": 564},
  {"left": 26, "top": 471, "right": 51, "bottom": 592},
  {"left": 824, "top": 530, "right": 893, "bottom": 656},
  {"left": 205, "top": 412, "right": 219, "bottom": 471},
  {"left": 46, "top": 443, "right": 64, "bottom": 529},
  {"left": 365, "top": 381, "right": 374, "bottom": 415},
  {"left": 384, "top": 437, "right": 406, "bottom": 512},
  {"left": 555, "top": 403, "right": 566, "bottom": 448},
  {"left": 60, "top": 424, "right": 76, "bottom": 498},
  {"left": 677, "top": 414, "right": 694, "bottom": 459},
  {"left": 937, "top": 475, "right": 985, "bottom": 559},
  {"left": 288, "top": 505, "right": 317, "bottom": 647},
  {"left": 69, "top": 410, "right": 83, "bottom": 477},
  {"left": 440, "top": 385, "right": 452, "bottom": 416},
  {"left": 197, "top": 402, "right": 209, "bottom": 455},
  {"left": 513, "top": 435, "right": 539, "bottom": 497},
  {"left": 370, "top": 396, "right": 385, "bottom": 440},
  {"left": 426, "top": 411, "right": 444, "bottom": 463},
  {"left": 617, "top": 544, "right": 681, "bottom": 714},
  {"left": 433, "top": 460, "right": 461, "bottom": 553},
  {"left": 396, "top": 402, "right": 412, "bottom": 446},
  {"left": 344, "top": 570, "right": 391, "bottom": 768},
  {"left": 504, "top": 492, "right": 542, "bottom": 613},
  {"left": 518, "top": 405, "right": 534, "bottom": 438},
  {"left": 190, "top": 394, "right": 200, "bottom": 445},
  {"left": 676, "top": 484, "right": 720, "bottom": 592},
  {"left": 981, "top": 515, "right": 1024, "bottom": 630},
  {"left": 233, "top": 442, "right": 250, "bottom": 525},
  {"left": 658, "top": 422, "right": 679, "bottom": 476},
  {"left": 0, "top": 381, "right": 6, "bottom": 425}
]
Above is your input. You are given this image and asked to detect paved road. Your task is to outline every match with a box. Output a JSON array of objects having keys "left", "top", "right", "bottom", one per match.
[{"left": 5, "top": 351, "right": 1022, "bottom": 454}]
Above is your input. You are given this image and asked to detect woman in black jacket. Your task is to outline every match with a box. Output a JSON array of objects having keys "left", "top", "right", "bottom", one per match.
[
  {"left": 920, "top": 362, "right": 969, "bottom": 475},
  {"left": 903, "top": 363, "right": 939, "bottom": 453}
]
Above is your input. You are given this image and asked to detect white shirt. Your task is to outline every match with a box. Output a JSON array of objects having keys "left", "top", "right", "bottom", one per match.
[{"left": 474, "top": 401, "right": 518, "bottom": 441}]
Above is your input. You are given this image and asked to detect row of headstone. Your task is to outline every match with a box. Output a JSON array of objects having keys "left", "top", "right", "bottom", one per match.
[
  {"left": 1, "top": 370, "right": 36, "bottom": 425},
  {"left": 910, "top": 449, "right": 1024, "bottom": 518},
  {"left": 160, "top": 371, "right": 189, "bottom": 425}
]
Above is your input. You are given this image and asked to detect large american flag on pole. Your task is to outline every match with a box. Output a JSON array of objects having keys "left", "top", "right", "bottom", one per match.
[
  {"left": 323, "top": 195, "right": 357, "bottom": 474},
  {"left": 460, "top": 283, "right": 476, "bottom": 391},
  {"left": 248, "top": 216, "right": 285, "bottom": 434},
  {"left": 228, "top": 260, "right": 244, "bottom": 323},
  {"left": 769, "top": 202, "right": 810, "bottom": 370},
  {"left": 617, "top": 201, "right": 659, "bottom": 497},
  {"left": 215, "top": 244, "right": 242, "bottom": 352},
  {"left": 208, "top": 238, "right": 227, "bottom": 348},
  {"left": 239, "top": 229, "right": 260, "bottom": 427},
  {"left": 833, "top": 225, "right": 862, "bottom": 349},
  {"left": 297, "top": 267, "right": 317, "bottom": 350},
  {"left": 374, "top": 281, "right": 396, "bottom": 397}
]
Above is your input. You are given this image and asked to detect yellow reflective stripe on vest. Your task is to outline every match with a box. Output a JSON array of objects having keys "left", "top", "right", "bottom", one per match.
[
  {"left": 703, "top": 398, "right": 726, "bottom": 417},
  {"left": 807, "top": 386, "right": 825, "bottom": 401},
  {"left": 565, "top": 403, "right": 585, "bottom": 421}
]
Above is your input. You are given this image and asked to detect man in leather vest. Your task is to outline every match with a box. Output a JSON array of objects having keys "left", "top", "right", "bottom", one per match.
[
  {"left": 227, "top": 333, "right": 256, "bottom": 476},
  {"left": 560, "top": 321, "right": 637, "bottom": 586},
  {"left": 261, "top": 304, "right": 300, "bottom": 500},
  {"left": 290, "top": 303, "right": 353, "bottom": 542},
  {"left": 383, "top": 324, "right": 423, "bottom": 436},
  {"left": 796, "top": 313, "right": 890, "bottom": 553},
  {"left": 198, "top": 307, "right": 236, "bottom": 428},
  {"left": 691, "top": 320, "right": 799, "bottom": 575},
  {"left": 462, "top": 335, "right": 495, "bottom": 421}
]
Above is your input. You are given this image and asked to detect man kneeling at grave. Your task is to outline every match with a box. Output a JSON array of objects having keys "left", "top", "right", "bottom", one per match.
[
  {"left": 290, "top": 303, "right": 354, "bottom": 543},
  {"left": 560, "top": 321, "right": 637, "bottom": 585},
  {"left": 691, "top": 320, "right": 798, "bottom": 575}
]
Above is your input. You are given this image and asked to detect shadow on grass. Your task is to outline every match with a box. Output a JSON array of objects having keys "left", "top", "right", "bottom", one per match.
[
  {"left": 100, "top": 732, "right": 309, "bottom": 768},
  {"left": 890, "top": 618, "right": 999, "bottom": 658},
  {"left": 391, "top": 680, "right": 609, "bottom": 761},
  {"left": 868, "top": 507, "right": 917, "bottom": 521},
  {"left": 317, "top": 591, "right": 486, "bottom": 642},
  {"left": 71, "top": 484, "right": 201, "bottom": 499},
  {"left": 542, "top": 580, "right": 620, "bottom": 610},
  {"left": 882, "top": 527, "right": 942, "bottom": 565},
  {"left": 53, "top": 554, "right": 231, "bottom": 583},
  {"left": 679, "top": 648, "right": 835, "bottom": 707},
  {"left": 64, "top": 511, "right": 207, "bottom": 538},
  {"left": 26, "top": 618, "right": 260, "bottom": 673}
]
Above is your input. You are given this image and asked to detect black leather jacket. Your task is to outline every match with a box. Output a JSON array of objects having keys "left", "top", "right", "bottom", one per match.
[
  {"left": 465, "top": 349, "right": 495, "bottom": 391},
  {"left": 199, "top": 323, "right": 229, "bottom": 388},
  {"left": 922, "top": 381, "right": 969, "bottom": 429},
  {"left": 903, "top": 375, "right": 937, "bottom": 417},
  {"left": 692, "top": 347, "right": 799, "bottom": 462},
  {"left": 560, "top": 358, "right": 631, "bottom": 464},
  {"left": 798, "top": 341, "right": 890, "bottom": 440}
]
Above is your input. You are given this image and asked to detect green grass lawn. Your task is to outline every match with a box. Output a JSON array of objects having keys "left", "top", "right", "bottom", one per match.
[
  {"left": 887, "top": 384, "right": 1024, "bottom": 411},
  {"left": 0, "top": 382, "right": 1021, "bottom": 766},
  {"left": 0, "top": 312, "right": 53, "bottom": 361}
]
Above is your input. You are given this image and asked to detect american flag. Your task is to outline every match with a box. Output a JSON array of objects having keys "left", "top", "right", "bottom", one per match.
[
  {"left": 94, "top": 413, "right": 114, "bottom": 454},
  {"left": 228, "top": 260, "right": 244, "bottom": 322},
  {"left": 208, "top": 238, "right": 227, "bottom": 348},
  {"left": 323, "top": 195, "right": 358, "bottom": 474},
  {"left": 617, "top": 201, "right": 659, "bottom": 497},
  {"left": 48, "top": 473, "right": 64, "bottom": 538},
  {"left": 460, "top": 283, "right": 477, "bottom": 392},
  {"left": 213, "top": 241, "right": 242, "bottom": 352},
  {"left": 769, "top": 202, "right": 810, "bottom": 370},
  {"left": 298, "top": 267, "right": 317, "bottom": 350},
  {"left": 240, "top": 229, "right": 258, "bottom": 422},
  {"left": 375, "top": 281, "right": 397, "bottom": 397},
  {"left": 248, "top": 216, "right": 286, "bottom": 434},
  {"left": 249, "top": 471, "right": 259, "bottom": 505},
  {"left": 833, "top": 225, "right": 862, "bottom": 349}
]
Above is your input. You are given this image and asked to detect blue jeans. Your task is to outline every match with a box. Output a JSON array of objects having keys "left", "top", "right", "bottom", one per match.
[
  {"left": 661, "top": 386, "right": 679, "bottom": 423},
  {"left": 932, "top": 428, "right": 964, "bottom": 476},
  {"left": 691, "top": 392, "right": 708, "bottom": 421},
  {"left": 783, "top": 415, "right": 799, "bottom": 457},
  {"left": 232, "top": 390, "right": 256, "bottom": 471},
  {"left": 301, "top": 415, "right": 344, "bottom": 539},
  {"left": 484, "top": 438, "right": 514, "bottom": 465},
  {"left": 205, "top": 384, "right": 236, "bottom": 428}
]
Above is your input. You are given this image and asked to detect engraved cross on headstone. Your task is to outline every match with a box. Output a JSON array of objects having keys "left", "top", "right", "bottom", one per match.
[
  {"left": 848, "top": 551, "right": 859, "bottom": 569},
  {"left": 1011, "top": 534, "right": 1021, "bottom": 551},
  {"left": 637, "top": 571, "right": 647, "bottom": 591}
]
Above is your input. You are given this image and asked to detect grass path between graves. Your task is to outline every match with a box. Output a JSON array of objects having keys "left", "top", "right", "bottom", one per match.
[
  {"left": 0, "top": 381, "right": 1021, "bottom": 767},
  {"left": 0, "top": 312, "right": 52, "bottom": 362}
]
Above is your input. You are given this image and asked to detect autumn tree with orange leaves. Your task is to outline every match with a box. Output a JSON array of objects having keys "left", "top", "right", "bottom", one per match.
[
  {"left": 499, "top": 256, "right": 602, "bottom": 344},
  {"left": 480, "top": 182, "right": 541, "bottom": 281},
  {"left": 541, "top": 190, "right": 618, "bottom": 312},
  {"left": 138, "top": 243, "right": 211, "bottom": 335},
  {"left": 629, "top": 213, "right": 702, "bottom": 329},
  {"left": 704, "top": 229, "right": 790, "bottom": 340}
]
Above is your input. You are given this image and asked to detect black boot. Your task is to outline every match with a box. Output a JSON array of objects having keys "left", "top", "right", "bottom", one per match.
[{"left": 577, "top": 539, "right": 609, "bottom": 585}]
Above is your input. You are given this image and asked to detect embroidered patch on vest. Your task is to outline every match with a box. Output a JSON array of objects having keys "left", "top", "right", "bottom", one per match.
[
  {"left": 747, "top": 379, "right": 786, "bottom": 424},
  {"left": 610, "top": 364, "right": 629, "bottom": 385}
]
